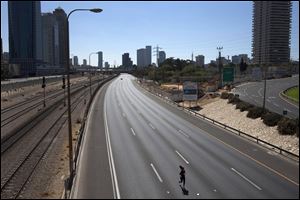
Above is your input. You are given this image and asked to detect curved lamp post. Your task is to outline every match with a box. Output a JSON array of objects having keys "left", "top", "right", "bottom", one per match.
[{"left": 65, "top": 8, "right": 102, "bottom": 190}]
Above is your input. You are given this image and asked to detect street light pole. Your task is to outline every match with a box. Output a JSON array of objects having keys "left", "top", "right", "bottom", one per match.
[
  {"left": 89, "top": 53, "right": 93, "bottom": 98},
  {"left": 262, "top": 63, "right": 267, "bottom": 112},
  {"left": 65, "top": 17, "right": 73, "bottom": 190},
  {"left": 217, "top": 47, "right": 223, "bottom": 89},
  {"left": 65, "top": 8, "right": 102, "bottom": 190}
]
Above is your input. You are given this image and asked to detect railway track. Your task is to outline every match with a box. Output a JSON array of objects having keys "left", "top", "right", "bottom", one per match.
[
  {"left": 0, "top": 77, "right": 103, "bottom": 144},
  {"left": 0, "top": 75, "right": 113, "bottom": 199},
  {"left": 0, "top": 87, "right": 87, "bottom": 199},
  {"left": 1, "top": 79, "right": 88, "bottom": 126}
]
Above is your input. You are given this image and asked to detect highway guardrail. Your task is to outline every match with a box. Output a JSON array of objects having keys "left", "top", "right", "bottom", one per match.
[{"left": 137, "top": 81, "right": 299, "bottom": 161}]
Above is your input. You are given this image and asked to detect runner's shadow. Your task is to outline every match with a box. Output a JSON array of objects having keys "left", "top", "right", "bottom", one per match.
[{"left": 179, "top": 185, "right": 189, "bottom": 196}]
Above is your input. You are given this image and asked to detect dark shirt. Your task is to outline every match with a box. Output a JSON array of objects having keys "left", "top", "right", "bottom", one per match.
[{"left": 180, "top": 169, "right": 185, "bottom": 177}]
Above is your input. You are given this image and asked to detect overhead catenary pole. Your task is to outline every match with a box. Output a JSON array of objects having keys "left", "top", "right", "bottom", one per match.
[
  {"left": 62, "top": 75, "right": 66, "bottom": 106},
  {"left": 42, "top": 76, "right": 46, "bottom": 107},
  {"left": 153, "top": 45, "right": 162, "bottom": 67},
  {"left": 65, "top": 8, "right": 102, "bottom": 191}
]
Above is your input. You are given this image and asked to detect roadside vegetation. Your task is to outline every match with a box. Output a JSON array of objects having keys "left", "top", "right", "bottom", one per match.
[
  {"left": 132, "top": 58, "right": 219, "bottom": 84},
  {"left": 221, "top": 92, "right": 299, "bottom": 137}
]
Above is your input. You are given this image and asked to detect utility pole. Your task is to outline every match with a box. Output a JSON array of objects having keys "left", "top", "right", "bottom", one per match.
[
  {"left": 62, "top": 75, "right": 66, "bottom": 106},
  {"left": 153, "top": 45, "right": 162, "bottom": 67},
  {"left": 217, "top": 47, "right": 223, "bottom": 89},
  {"left": 42, "top": 76, "right": 46, "bottom": 107}
]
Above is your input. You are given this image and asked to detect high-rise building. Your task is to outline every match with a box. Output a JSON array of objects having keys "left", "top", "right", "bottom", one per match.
[
  {"left": 53, "top": 7, "right": 67, "bottom": 68},
  {"left": 158, "top": 51, "right": 166, "bottom": 64},
  {"left": 42, "top": 13, "right": 56, "bottom": 66},
  {"left": 252, "top": 1, "right": 292, "bottom": 65},
  {"left": 83, "top": 59, "right": 87, "bottom": 66},
  {"left": 232, "top": 55, "right": 240, "bottom": 65},
  {"left": 137, "top": 46, "right": 152, "bottom": 67},
  {"left": 98, "top": 51, "right": 103, "bottom": 68},
  {"left": 137, "top": 48, "right": 146, "bottom": 67},
  {"left": 73, "top": 56, "right": 78, "bottom": 66},
  {"left": 69, "top": 58, "right": 73, "bottom": 66},
  {"left": 8, "top": 1, "right": 43, "bottom": 76},
  {"left": 195, "top": 55, "right": 205, "bottom": 67},
  {"left": 239, "top": 54, "right": 249, "bottom": 64},
  {"left": 216, "top": 57, "right": 230, "bottom": 65},
  {"left": 105, "top": 62, "right": 109, "bottom": 69},
  {"left": 145, "top": 45, "right": 152, "bottom": 66},
  {"left": 232, "top": 54, "right": 249, "bottom": 64},
  {"left": 122, "top": 53, "right": 133, "bottom": 68}
]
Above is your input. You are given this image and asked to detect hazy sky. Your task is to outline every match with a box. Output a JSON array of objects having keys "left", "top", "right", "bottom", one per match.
[{"left": 1, "top": 1, "right": 299, "bottom": 66}]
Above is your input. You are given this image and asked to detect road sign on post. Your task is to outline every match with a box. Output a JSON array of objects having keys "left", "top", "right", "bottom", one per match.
[
  {"left": 183, "top": 81, "right": 198, "bottom": 101},
  {"left": 223, "top": 67, "right": 234, "bottom": 83},
  {"left": 42, "top": 76, "right": 46, "bottom": 107},
  {"left": 42, "top": 76, "right": 46, "bottom": 88},
  {"left": 62, "top": 75, "right": 66, "bottom": 89},
  {"left": 283, "top": 109, "right": 288, "bottom": 115}
]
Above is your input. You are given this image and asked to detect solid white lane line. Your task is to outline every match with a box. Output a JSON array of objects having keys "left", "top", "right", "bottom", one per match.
[
  {"left": 175, "top": 150, "right": 190, "bottom": 165},
  {"left": 178, "top": 129, "right": 190, "bottom": 138},
  {"left": 231, "top": 168, "right": 262, "bottom": 191},
  {"left": 104, "top": 101, "right": 121, "bottom": 199},
  {"left": 130, "top": 128, "right": 136, "bottom": 136},
  {"left": 150, "top": 163, "right": 163, "bottom": 183},
  {"left": 149, "top": 123, "right": 155, "bottom": 130}
]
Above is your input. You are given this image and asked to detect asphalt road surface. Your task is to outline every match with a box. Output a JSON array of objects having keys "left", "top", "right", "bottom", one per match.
[
  {"left": 233, "top": 75, "right": 299, "bottom": 119},
  {"left": 72, "top": 74, "right": 298, "bottom": 199}
]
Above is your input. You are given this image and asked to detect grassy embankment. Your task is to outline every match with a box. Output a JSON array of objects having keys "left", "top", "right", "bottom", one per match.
[{"left": 284, "top": 86, "right": 299, "bottom": 103}]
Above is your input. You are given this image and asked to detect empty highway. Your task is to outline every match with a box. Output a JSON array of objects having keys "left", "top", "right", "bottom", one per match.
[{"left": 72, "top": 74, "right": 299, "bottom": 199}]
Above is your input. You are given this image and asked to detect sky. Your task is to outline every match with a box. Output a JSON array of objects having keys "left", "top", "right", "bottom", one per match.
[{"left": 1, "top": 1, "right": 299, "bottom": 67}]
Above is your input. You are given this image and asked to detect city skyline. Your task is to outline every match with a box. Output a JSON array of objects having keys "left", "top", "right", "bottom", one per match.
[{"left": 1, "top": 1, "right": 299, "bottom": 67}]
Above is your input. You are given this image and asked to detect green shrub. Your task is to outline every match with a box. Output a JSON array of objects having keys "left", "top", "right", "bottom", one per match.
[
  {"left": 228, "top": 96, "right": 241, "bottom": 104},
  {"left": 262, "top": 112, "right": 282, "bottom": 126},
  {"left": 277, "top": 117, "right": 297, "bottom": 135},
  {"left": 236, "top": 101, "right": 253, "bottom": 112},
  {"left": 247, "top": 106, "right": 264, "bottom": 119},
  {"left": 221, "top": 92, "right": 229, "bottom": 99},
  {"left": 228, "top": 93, "right": 234, "bottom": 100}
]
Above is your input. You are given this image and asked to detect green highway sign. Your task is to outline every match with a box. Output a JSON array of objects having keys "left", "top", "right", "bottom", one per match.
[{"left": 223, "top": 67, "right": 234, "bottom": 82}]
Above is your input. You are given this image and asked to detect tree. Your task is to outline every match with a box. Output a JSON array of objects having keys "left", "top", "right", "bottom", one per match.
[
  {"left": 1, "top": 64, "right": 9, "bottom": 80},
  {"left": 239, "top": 57, "right": 247, "bottom": 73}
]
